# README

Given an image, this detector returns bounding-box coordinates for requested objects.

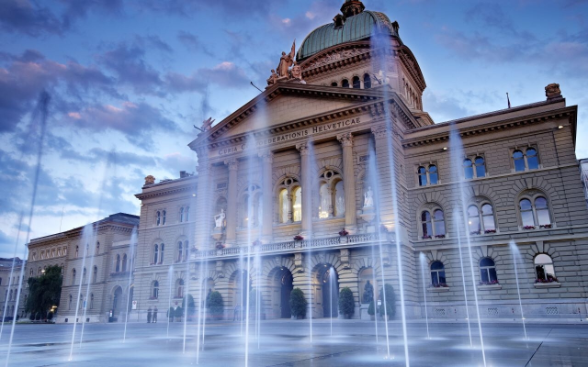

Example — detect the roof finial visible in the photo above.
[341,0,365,17]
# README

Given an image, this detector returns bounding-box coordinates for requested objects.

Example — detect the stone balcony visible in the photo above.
[192,232,390,260]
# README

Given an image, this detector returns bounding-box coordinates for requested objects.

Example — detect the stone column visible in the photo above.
[371,125,394,225]
[259,151,274,242]
[296,142,312,235]
[225,159,239,245]
[337,132,357,232]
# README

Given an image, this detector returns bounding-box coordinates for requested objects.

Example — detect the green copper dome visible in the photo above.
[297,8,399,61]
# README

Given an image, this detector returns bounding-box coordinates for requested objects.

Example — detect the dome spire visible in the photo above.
[341,0,365,17]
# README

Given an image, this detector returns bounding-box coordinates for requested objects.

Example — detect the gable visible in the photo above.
[222,94,365,138]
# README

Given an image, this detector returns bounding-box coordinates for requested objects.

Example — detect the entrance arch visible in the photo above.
[229,270,250,311]
[112,286,123,320]
[268,267,293,319]
[316,265,339,318]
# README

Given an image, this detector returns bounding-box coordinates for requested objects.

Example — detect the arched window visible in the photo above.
[9,290,13,301]
[363,74,371,89]
[75,246,79,258]
[331,82,338,87]
[519,196,551,229]
[430,261,446,287]
[79,294,83,310]
[526,148,539,169]
[334,180,345,217]
[185,206,190,221]
[535,254,557,282]
[93,266,98,283]
[342,79,349,88]
[96,241,100,254]
[481,204,496,233]
[115,254,121,272]
[421,211,432,238]
[152,281,159,299]
[417,165,438,186]
[83,267,87,283]
[153,244,159,265]
[177,241,183,262]
[184,241,189,261]
[122,254,127,272]
[69,295,72,310]
[176,279,184,298]
[479,258,498,284]
[160,244,165,263]
[279,189,290,223]
[90,294,94,309]
[0,278,2,286]
[418,166,427,186]
[429,165,438,184]
[319,183,330,218]
[467,205,481,234]
[352,76,361,89]
[293,187,302,222]
[71,269,76,285]
[433,210,445,236]
[463,159,474,179]
[162,210,167,225]
[156,211,161,226]
[420,208,445,239]
[474,156,486,177]
[513,148,539,172]
[179,207,184,223]
[32,252,36,261]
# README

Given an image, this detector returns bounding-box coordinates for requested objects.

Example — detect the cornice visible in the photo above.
[401,104,576,149]
[136,182,196,200]
[196,92,418,153]
[299,41,374,78]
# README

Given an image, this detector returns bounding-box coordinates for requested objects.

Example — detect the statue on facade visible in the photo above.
[362,280,374,304]
[201,117,215,132]
[267,69,279,85]
[277,40,296,78]
[545,83,562,100]
[363,187,374,208]
[144,175,155,186]
[290,61,305,83]
[214,209,225,228]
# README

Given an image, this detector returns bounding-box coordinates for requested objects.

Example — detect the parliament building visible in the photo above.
[25,0,588,323]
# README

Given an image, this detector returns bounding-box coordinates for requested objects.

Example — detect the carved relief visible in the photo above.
[306,48,366,69]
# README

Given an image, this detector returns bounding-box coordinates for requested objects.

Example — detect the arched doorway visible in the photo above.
[112,286,123,319]
[318,266,338,318]
[269,267,293,319]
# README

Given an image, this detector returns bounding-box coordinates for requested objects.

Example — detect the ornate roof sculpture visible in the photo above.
[297,0,399,61]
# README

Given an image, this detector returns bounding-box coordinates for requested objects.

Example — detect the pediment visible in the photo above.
[195,84,383,144]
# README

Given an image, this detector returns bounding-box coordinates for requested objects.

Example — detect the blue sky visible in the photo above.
[1,0,587,256]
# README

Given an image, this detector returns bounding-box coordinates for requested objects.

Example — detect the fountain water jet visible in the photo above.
[452,211,473,346]
[5,91,50,367]
[509,241,528,340]
[449,125,487,366]
[123,227,138,342]
[418,253,431,340]
[370,28,410,365]
[166,265,174,340]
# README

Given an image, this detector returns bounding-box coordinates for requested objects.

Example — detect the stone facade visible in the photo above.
[131,2,588,323]
[26,213,139,323]
[0,258,24,320]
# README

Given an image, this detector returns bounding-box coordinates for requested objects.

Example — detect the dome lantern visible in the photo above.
[341,0,365,18]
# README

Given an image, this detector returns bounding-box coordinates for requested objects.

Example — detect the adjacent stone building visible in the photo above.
[131,0,588,322]
[26,213,139,323]
[0,258,24,320]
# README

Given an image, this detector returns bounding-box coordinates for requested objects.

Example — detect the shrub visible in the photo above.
[338,287,355,318]
[289,288,307,319]
[378,284,396,319]
[206,291,224,320]
[368,300,375,316]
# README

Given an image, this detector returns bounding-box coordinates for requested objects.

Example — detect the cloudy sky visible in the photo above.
[1,0,587,257]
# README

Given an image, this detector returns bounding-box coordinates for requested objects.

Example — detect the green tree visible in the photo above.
[338,287,355,318]
[206,291,224,320]
[378,284,396,319]
[182,294,195,318]
[289,288,307,319]
[25,265,62,320]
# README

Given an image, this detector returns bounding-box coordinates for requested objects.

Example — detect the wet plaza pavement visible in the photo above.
[0,320,587,366]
